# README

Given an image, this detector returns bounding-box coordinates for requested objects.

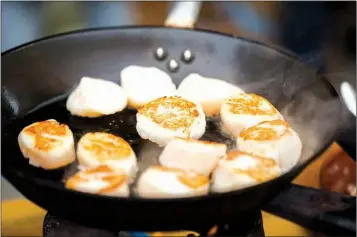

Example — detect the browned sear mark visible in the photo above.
[138,96,199,131]
[81,132,132,161]
[24,120,68,151]
[226,150,246,160]
[264,119,289,127]
[85,165,114,174]
[98,174,126,194]
[152,165,209,189]
[234,167,279,182]
[65,165,127,193]
[177,174,209,189]
[152,165,183,173]
[240,119,290,141]
[82,110,103,117]
[227,151,279,182]
[227,93,277,115]
[226,151,277,166]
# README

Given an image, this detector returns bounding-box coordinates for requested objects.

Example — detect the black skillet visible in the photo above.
[2,8,356,236]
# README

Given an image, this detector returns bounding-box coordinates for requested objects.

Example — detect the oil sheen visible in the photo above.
[7,96,235,194]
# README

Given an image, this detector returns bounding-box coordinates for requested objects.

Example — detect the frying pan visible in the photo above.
[2,2,356,236]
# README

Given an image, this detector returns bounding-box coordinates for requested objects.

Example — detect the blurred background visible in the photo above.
[1,1,356,200]
[2,1,356,62]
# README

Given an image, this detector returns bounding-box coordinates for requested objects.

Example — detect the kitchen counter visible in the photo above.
[2,143,342,236]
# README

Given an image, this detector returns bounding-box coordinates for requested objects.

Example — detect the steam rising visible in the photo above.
[60,47,353,188]
[135,62,349,171]
[60,60,350,189]
[281,90,346,164]
[136,141,161,173]
[239,61,349,165]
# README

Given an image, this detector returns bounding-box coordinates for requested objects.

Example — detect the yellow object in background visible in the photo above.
[1,199,45,236]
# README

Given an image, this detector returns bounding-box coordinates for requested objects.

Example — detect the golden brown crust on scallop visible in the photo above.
[151,165,185,173]
[226,151,277,166]
[226,93,278,116]
[18,138,75,169]
[23,120,69,151]
[177,175,209,189]
[97,175,127,194]
[151,165,209,189]
[239,119,290,141]
[79,110,104,118]
[65,165,127,194]
[225,150,247,160]
[233,167,278,182]
[138,96,199,131]
[79,132,132,161]
[225,151,279,182]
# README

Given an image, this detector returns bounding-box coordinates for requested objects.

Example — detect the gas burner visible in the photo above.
[43,210,265,237]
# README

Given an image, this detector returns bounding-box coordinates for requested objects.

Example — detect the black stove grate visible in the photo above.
[43,211,265,237]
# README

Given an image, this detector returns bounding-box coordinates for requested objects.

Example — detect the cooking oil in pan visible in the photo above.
[15,96,235,193]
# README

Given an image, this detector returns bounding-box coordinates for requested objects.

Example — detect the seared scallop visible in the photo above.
[77,132,137,179]
[211,151,281,193]
[136,166,209,198]
[120,65,177,109]
[136,96,206,147]
[65,165,129,197]
[159,138,227,175]
[177,73,245,116]
[66,77,127,118]
[18,119,75,169]
[237,120,302,173]
[220,93,283,136]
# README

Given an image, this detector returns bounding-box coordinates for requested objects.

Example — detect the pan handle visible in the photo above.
[263,183,356,236]
[327,79,356,160]
[164,1,202,28]
[317,71,356,160]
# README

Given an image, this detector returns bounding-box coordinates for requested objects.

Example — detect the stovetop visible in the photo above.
[43,210,265,237]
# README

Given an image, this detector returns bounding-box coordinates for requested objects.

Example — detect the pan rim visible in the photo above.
[2,25,302,62]
[2,25,337,204]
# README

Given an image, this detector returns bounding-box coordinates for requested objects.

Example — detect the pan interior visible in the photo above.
[7,95,237,196]
[2,27,344,198]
